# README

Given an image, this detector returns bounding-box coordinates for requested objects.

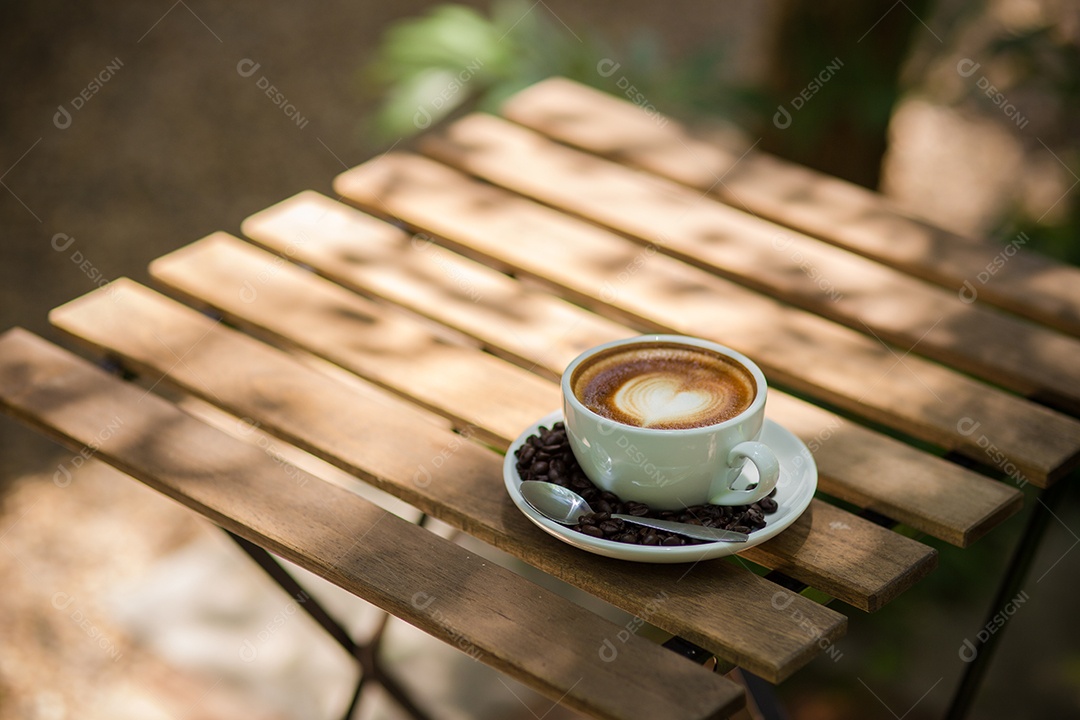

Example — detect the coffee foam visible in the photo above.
[572,343,756,429]
[613,373,724,428]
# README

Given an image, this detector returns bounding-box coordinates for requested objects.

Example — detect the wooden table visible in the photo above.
[3,77,1078,719]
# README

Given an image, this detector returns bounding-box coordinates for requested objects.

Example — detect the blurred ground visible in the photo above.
[2,1,1079,719]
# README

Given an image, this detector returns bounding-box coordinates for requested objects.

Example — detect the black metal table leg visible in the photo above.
[224,530,436,720]
[945,479,1071,719]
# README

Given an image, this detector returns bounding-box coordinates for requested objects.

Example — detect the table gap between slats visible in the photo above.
[101,263,939,613]
[48,283,852,681]
[419,113,1080,417]
[0,328,744,720]
[238,192,1022,548]
[330,152,1080,486]
[500,77,1080,340]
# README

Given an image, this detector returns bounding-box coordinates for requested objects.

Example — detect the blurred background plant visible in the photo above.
[364,0,763,143]
[367,0,1080,267]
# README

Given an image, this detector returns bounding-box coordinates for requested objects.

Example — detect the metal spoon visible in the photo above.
[519,481,750,544]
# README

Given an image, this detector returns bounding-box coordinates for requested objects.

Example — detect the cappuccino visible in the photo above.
[571,342,755,429]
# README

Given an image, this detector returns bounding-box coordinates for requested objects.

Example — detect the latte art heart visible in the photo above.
[613,374,724,428]
[571,342,756,429]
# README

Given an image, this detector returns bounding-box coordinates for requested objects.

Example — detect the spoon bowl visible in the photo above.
[520,481,593,525]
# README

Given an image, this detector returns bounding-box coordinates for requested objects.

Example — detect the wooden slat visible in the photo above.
[243,191,629,382]
[0,329,744,720]
[47,287,847,681]
[143,240,936,611]
[241,190,1022,547]
[175,238,559,448]
[502,77,1080,339]
[421,113,1080,414]
[147,236,560,447]
[333,153,1080,487]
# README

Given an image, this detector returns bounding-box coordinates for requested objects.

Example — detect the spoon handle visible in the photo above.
[611,514,750,543]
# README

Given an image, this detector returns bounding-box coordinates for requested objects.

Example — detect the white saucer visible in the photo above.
[503,411,817,563]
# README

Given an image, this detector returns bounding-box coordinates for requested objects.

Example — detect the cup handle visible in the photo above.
[708,441,780,506]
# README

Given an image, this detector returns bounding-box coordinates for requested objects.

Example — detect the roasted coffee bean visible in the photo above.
[516,425,770,546]
[599,521,621,535]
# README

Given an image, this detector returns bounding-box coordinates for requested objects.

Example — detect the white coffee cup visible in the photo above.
[561,335,779,510]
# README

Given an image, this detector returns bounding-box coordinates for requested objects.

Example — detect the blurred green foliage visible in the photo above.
[367,1,1079,270]
[364,0,762,141]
